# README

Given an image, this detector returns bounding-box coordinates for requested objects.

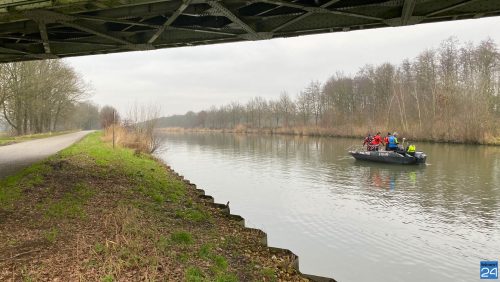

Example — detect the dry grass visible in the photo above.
[102,126,161,153]
[484,133,500,145]
[158,125,500,145]
[233,124,247,133]
[159,126,382,139]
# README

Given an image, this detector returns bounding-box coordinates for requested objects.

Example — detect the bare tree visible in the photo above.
[100,105,120,129]
[279,92,294,127]
[305,81,323,126]
[126,103,163,153]
[1,60,88,135]
[296,91,312,126]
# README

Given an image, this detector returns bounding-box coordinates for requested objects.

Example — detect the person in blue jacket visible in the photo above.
[388,132,399,151]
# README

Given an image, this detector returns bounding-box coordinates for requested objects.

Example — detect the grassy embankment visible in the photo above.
[0,131,76,146]
[0,132,307,281]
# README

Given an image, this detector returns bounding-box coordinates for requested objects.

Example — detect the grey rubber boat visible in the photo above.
[349,149,427,164]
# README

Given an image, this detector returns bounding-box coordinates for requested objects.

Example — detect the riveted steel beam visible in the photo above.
[272,0,342,32]
[261,0,382,23]
[0,0,52,10]
[383,0,422,26]
[148,0,192,44]
[426,0,480,17]
[169,26,237,36]
[0,0,499,62]
[0,35,118,47]
[208,1,263,40]
[326,10,384,21]
[0,46,32,55]
[24,10,61,56]
[76,15,161,29]
[24,9,152,51]
[0,45,57,60]
[0,35,120,47]
[256,0,304,10]
[24,9,76,23]
[37,21,52,55]
[401,0,417,25]
[61,21,132,45]
[271,12,309,33]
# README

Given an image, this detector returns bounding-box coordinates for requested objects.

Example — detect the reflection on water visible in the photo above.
[156,132,500,282]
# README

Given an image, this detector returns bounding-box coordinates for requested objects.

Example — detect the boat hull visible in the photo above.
[349,150,426,164]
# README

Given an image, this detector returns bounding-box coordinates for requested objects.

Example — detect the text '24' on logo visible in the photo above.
[481,261,498,279]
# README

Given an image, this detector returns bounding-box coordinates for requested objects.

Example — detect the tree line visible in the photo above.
[159,38,500,143]
[0,60,109,135]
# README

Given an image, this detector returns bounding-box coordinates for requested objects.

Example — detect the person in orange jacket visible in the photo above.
[370,132,384,151]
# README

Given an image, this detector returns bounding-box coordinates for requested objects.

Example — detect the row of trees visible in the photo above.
[0,56,160,150]
[0,60,104,135]
[159,38,500,143]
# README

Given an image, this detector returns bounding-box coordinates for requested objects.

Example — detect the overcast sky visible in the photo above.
[67,16,500,117]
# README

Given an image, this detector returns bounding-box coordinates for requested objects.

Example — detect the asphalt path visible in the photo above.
[0,131,92,179]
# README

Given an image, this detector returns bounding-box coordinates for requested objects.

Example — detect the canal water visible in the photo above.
[156,132,500,282]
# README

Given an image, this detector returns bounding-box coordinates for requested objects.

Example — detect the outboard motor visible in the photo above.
[414,151,427,164]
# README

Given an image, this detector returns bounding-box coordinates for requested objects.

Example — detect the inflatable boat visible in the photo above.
[349,149,427,164]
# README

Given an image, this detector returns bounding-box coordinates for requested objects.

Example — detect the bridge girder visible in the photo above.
[0,0,498,62]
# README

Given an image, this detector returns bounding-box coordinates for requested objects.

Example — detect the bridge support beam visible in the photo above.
[148,0,192,44]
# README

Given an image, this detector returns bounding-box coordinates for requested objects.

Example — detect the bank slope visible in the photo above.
[0,132,311,281]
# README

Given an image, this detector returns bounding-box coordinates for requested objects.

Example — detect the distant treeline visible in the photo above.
[162,38,500,143]
[0,60,99,135]
[0,60,102,135]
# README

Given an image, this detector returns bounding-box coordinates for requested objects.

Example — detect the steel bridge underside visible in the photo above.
[0,0,499,62]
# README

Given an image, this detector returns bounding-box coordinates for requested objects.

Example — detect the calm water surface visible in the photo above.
[156,133,500,282]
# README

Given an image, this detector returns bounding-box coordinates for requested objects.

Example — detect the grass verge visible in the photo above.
[0,130,76,146]
[0,132,307,281]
